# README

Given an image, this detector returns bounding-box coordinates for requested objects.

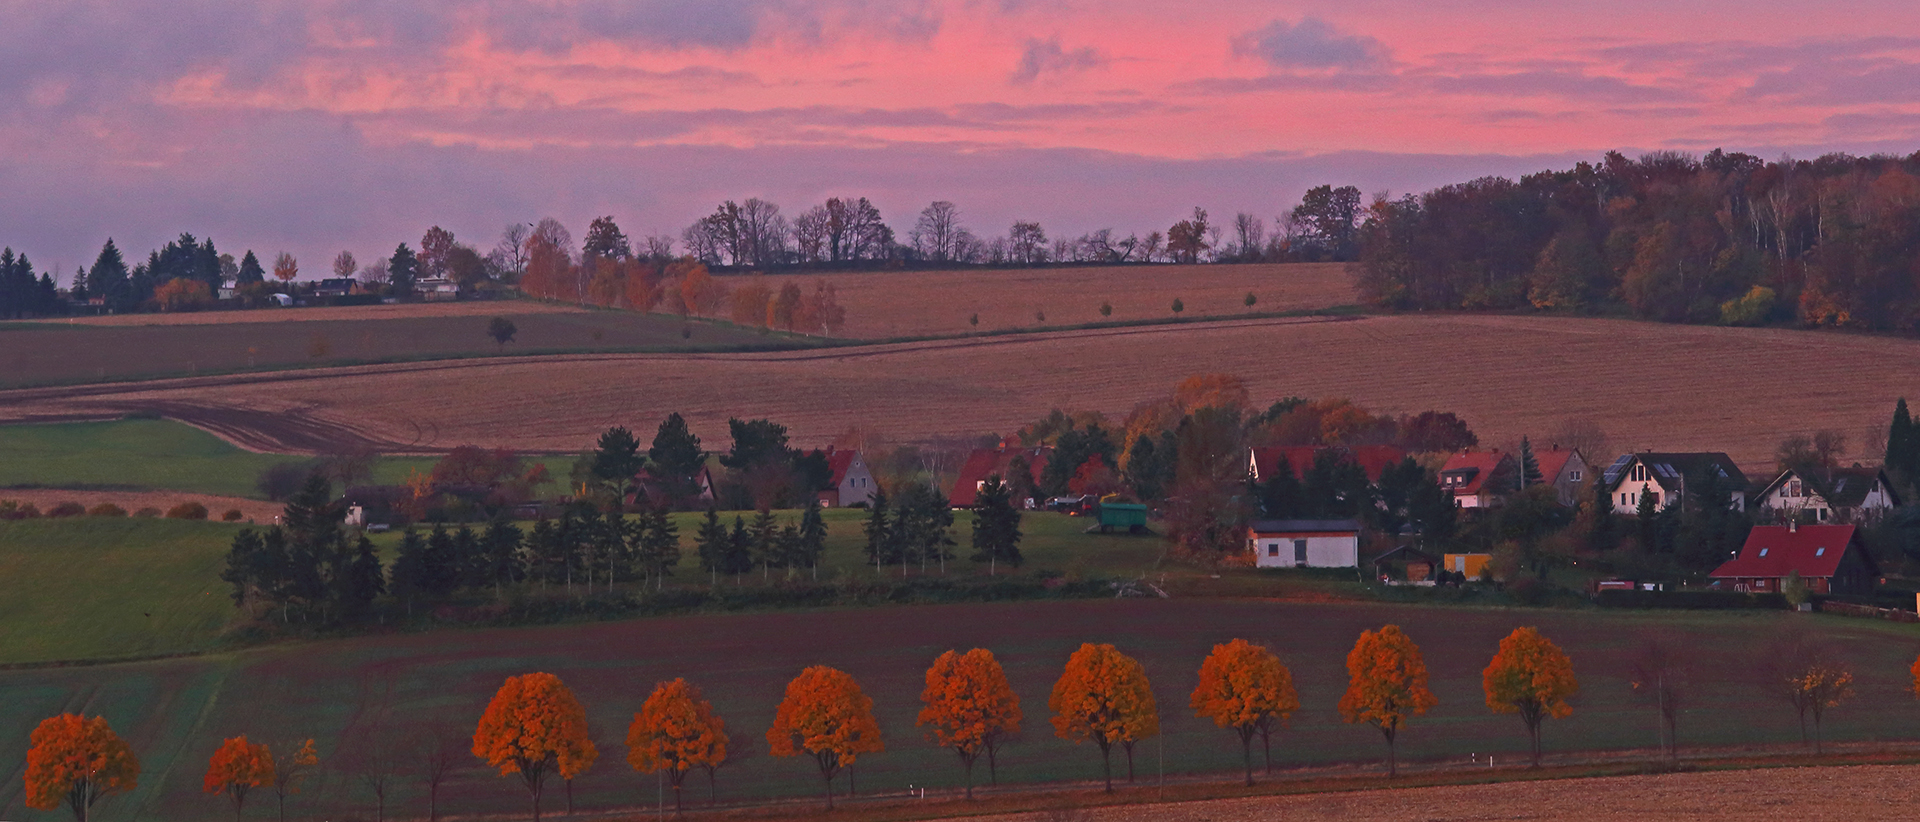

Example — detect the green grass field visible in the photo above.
[0,418,444,498]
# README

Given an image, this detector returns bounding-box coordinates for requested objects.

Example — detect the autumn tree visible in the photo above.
[332,250,357,280]
[271,252,298,283]
[1764,636,1854,753]
[627,678,729,812]
[1481,627,1577,767]
[1338,625,1436,777]
[25,714,140,822]
[919,648,1023,798]
[267,739,318,822]
[767,665,884,808]
[204,736,275,822]
[473,672,597,822]
[1191,639,1299,785]
[1049,643,1159,792]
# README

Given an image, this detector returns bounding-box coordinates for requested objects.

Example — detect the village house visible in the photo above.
[1602,452,1748,515]
[1247,445,1407,485]
[1437,450,1516,508]
[313,278,356,298]
[415,276,461,301]
[1247,519,1361,568]
[1708,523,1878,596]
[1754,466,1900,524]
[813,448,877,508]
[1532,445,1590,506]
[950,446,1051,508]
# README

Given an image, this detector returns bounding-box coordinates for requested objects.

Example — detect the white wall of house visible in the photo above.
[836,456,878,507]
[1251,533,1359,568]
[1610,478,1675,514]
[1758,472,1896,522]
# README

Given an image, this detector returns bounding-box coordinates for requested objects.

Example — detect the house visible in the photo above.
[1708,523,1878,596]
[1438,450,1516,508]
[314,278,356,297]
[1754,466,1901,524]
[950,446,1051,508]
[415,277,460,301]
[814,448,877,508]
[1247,519,1360,568]
[1248,445,1407,484]
[1442,552,1492,579]
[1532,446,1590,506]
[1602,452,1749,515]
[629,464,717,508]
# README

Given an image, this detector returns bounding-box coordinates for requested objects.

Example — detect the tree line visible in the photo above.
[28,621,1884,821]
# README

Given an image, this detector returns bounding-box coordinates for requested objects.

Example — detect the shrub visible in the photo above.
[87,503,128,517]
[132,507,162,518]
[1099,301,1113,317]
[1171,298,1185,314]
[257,461,316,501]
[0,500,41,520]
[1720,285,1777,326]
[222,508,246,521]
[165,501,210,520]
[1244,292,1257,308]
[47,501,85,518]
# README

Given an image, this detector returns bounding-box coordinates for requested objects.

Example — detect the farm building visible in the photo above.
[1603,452,1748,515]
[1248,519,1361,568]
[1372,545,1438,582]
[1708,523,1877,596]
[1248,445,1407,484]
[1532,445,1590,506]
[1754,466,1900,524]
[1438,450,1516,508]
[950,446,1051,508]
[813,448,877,508]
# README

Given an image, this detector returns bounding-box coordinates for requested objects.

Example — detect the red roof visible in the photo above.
[1709,525,1860,580]
[1439,450,1513,497]
[1533,447,1580,483]
[1249,446,1406,484]
[815,447,860,487]
[950,447,1050,507]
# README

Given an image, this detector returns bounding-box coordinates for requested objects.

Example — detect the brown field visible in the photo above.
[970,764,1920,822]
[0,489,280,522]
[756,262,1358,338]
[0,313,1913,470]
[21,298,590,326]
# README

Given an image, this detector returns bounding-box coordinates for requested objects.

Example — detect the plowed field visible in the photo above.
[0,314,1907,469]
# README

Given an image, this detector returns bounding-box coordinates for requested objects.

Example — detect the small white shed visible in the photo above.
[1248,519,1361,568]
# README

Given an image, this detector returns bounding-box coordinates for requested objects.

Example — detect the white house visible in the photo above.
[1603,452,1749,514]
[817,448,877,507]
[1755,466,1900,524]
[1248,519,1361,568]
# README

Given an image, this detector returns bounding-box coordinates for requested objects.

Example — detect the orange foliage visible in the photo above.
[1337,624,1436,777]
[674,261,729,317]
[1048,643,1158,792]
[1068,457,1124,498]
[917,648,1022,798]
[766,665,883,808]
[154,277,214,312]
[204,735,274,819]
[796,281,847,334]
[25,713,140,819]
[1482,627,1578,767]
[1910,653,1920,700]
[731,277,773,327]
[627,678,728,811]
[1174,373,1250,412]
[473,672,597,822]
[769,282,804,331]
[1191,639,1299,785]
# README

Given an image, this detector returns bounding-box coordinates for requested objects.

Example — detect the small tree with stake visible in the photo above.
[767,666,883,809]
[487,316,517,349]
[1191,639,1298,785]
[969,476,1023,575]
[1338,624,1436,777]
[1481,627,1577,767]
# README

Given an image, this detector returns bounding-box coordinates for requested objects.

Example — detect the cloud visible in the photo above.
[1231,18,1389,70]
[1010,37,1107,84]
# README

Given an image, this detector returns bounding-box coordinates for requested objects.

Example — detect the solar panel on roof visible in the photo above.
[1603,455,1633,483]
[1655,463,1680,479]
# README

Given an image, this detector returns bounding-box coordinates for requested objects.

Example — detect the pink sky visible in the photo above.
[5,0,1919,274]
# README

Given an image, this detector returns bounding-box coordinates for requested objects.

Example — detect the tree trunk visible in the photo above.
[1241,730,1254,786]
[964,754,975,800]
[1125,741,1136,782]
[566,778,574,815]
[1101,744,1113,793]
[1261,726,1273,774]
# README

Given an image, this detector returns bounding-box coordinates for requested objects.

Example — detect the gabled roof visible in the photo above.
[1248,445,1407,484]
[1602,452,1748,490]
[1249,519,1361,534]
[1439,451,1513,496]
[1758,466,1900,509]
[1708,524,1873,580]
[950,447,1050,507]
[1532,447,1583,483]
[812,447,862,487]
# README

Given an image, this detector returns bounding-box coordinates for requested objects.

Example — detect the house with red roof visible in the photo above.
[1247,445,1407,485]
[1531,445,1590,506]
[950,446,1051,508]
[812,447,877,508]
[1708,524,1877,596]
[1438,450,1516,508]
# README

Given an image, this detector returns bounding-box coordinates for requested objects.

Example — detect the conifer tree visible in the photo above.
[726,516,753,582]
[751,510,780,581]
[482,515,525,596]
[695,508,728,585]
[638,506,680,589]
[970,477,1024,575]
[863,490,891,572]
[1888,399,1915,482]
[798,498,829,580]
[1519,437,1543,488]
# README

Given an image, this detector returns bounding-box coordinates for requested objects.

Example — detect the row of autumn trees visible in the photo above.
[1358,149,1920,332]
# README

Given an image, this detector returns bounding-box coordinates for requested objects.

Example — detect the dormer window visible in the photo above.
[1759,548,1769,557]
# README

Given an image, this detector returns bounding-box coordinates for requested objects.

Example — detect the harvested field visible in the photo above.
[2,598,1917,820]
[971,764,1920,822]
[756,262,1357,338]
[0,489,279,522]
[21,298,589,326]
[1,314,1909,469]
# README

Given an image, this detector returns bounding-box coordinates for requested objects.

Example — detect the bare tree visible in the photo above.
[738,198,788,267]
[1549,418,1610,460]
[332,250,358,280]
[357,258,390,288]
[793,206,831,263]
[1232,213,1265,261]
[1628,633,1690,762]
[913,201,965,262]
[1760,630,1855,752]
[409,724,462,822]
[357,740,396,822]
[641,234,675,260]
[492,223,531,281]
[1009,221,1047,265]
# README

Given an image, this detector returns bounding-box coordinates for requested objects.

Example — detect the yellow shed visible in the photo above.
[1442,553,1492,579]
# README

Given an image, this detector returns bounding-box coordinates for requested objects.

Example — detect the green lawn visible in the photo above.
[0,418,440,498]
[0,518,242,664]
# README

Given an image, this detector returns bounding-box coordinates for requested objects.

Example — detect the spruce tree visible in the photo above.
[1519,437,1543,488]
[695,508,728,585]
[236,249,265,286]
[648,413,706,506]
[798,498,828,580]
[970,477,1024,575]
[751,510,779,581]
[482,515,525,597]
[639,506,680,589]
[591,426,646,501]
[1635,485,1661,551]
[1889,399,1914,481]
[863,489,891,572]
[389,529,431,617]
[727,516,753,583]
[344,536,386,610]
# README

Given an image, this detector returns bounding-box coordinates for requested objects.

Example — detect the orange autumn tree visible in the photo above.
[1338,625,1437,777]
[1482,627,1578,768]
[917,648,1023,799]
[25,713,140,822]
[1190,639,1299,786]
[1048,643,1158,793]
[204,736,275,822]
[268,739,318,822]
[767,665,884,809]
[473,672,597,822]
[626,678,729,812]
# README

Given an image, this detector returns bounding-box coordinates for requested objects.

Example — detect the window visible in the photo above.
[1788,480,1802,498]
[1267,543,1278,557]
[1815,547,1826,556]
[1759,548,1769,557]
[1817,509,1829,521]
[1570,470,1582,482]
[1293,539,1308,567]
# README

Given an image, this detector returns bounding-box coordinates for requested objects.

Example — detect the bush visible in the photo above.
[0,500,42,520]
[132,507,162,518]
[222,508,246,521]
[47,501,85,518]
[1719,285,1777,326]
[87,503,127,517]
[1594,589,1789,610]
[165,501,210,520]
[257,461,317,501]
